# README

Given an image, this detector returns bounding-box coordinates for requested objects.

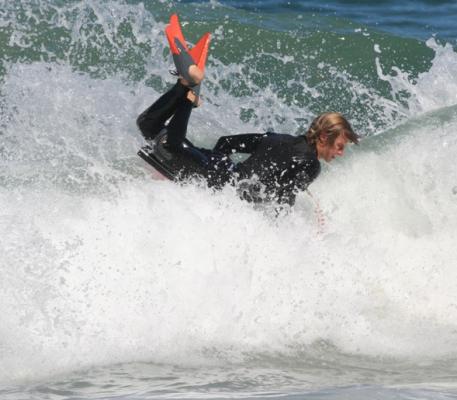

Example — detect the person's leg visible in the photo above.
[165,97,193,150]
[136,81,189,140]
[164,89,213,175]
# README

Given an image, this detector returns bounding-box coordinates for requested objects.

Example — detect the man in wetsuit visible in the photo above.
[137,65,359,206]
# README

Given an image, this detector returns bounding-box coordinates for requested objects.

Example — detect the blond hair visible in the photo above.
[306,112,359,146]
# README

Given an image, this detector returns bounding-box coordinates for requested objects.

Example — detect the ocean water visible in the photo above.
[1,0,457,399]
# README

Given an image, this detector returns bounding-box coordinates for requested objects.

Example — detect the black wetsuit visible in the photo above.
[137,81,321,206]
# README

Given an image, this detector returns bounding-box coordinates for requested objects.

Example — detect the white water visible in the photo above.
[1,39,457,386]
[376,38,457,115]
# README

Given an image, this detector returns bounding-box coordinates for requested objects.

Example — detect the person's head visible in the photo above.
[305,112,359,162]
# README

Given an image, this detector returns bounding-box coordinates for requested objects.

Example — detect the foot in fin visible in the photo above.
[186,31,210,105]
[172,38,204,87]
[165,14,210,104]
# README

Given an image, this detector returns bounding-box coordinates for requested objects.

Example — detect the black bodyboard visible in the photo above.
[138,145,176,180]
[137,131,204,181]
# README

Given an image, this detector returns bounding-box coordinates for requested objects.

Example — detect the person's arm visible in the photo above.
[213,133,271,155]
[277,158,321,205]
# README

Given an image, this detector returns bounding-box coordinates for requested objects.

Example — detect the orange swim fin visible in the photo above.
[189,32,211,72]
[165,14,189,55]
[165,14,211,83]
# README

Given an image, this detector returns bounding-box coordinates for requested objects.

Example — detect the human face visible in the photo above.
[316,133,349,162]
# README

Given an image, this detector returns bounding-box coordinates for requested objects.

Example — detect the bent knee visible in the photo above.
[136,114,160,140]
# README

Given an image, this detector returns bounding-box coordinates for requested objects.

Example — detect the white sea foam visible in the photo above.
[1,55,457,384]
[376,38,457,115]
[2,0,457,385]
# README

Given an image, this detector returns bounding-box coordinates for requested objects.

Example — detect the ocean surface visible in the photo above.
[1,0,457,399]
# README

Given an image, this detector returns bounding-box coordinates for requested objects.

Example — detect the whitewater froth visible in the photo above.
[376,38,457,117]
[2,0,457,386]
[2,64,457,384]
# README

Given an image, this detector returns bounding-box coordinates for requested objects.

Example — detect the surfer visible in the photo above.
[137,14,359,206]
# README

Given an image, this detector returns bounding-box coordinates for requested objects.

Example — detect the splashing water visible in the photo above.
[1,1,457,398]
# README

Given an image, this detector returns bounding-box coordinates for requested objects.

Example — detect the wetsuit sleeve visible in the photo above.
[213,133,270,155]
